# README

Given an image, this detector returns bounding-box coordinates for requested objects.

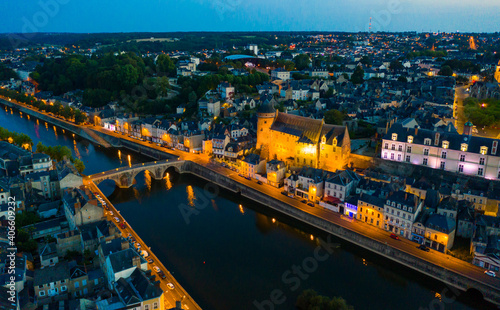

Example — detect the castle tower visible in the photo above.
[256,99,276,152]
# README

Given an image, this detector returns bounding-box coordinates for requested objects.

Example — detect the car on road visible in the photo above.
[119,222,126,229]
[281,191,288,196]
[307,202,314,207]
[153,266,161,273]
[256,181,263,185]
[158,271,166,279]
[485,271,496,277]
[109,211,114,216]
[148,258,154,264]
[389,233,399,240]
[300,199,307,204]
[166,283,175,290]
[417,245,430,252]
[114,217,120,223]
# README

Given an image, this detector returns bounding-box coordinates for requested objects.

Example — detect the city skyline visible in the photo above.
[1,0,499,34]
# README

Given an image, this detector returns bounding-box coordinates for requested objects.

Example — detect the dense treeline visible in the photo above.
[0,126,33,149]
[0,64,20,80]
[296,289,353,310]
[35,142,85,173]
[464,97,500,127]
[0,88,87,124]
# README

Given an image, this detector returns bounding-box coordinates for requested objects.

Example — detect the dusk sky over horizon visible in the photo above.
[1,0,498,33]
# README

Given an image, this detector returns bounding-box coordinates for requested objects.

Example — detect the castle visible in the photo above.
[256,100,351,172]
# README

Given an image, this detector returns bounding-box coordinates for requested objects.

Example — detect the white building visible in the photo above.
[384,191,423,239]
[382,123,500,181]
[271,69,291,81]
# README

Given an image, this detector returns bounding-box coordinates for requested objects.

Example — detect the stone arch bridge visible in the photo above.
[87,160,187,188]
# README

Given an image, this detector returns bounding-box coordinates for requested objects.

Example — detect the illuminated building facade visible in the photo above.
[257,101,350,171]
[382,123,500,181]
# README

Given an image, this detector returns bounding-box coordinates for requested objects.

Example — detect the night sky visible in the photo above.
[1,0,498,33]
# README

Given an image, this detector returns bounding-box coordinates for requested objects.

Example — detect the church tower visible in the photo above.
[256,99,276,153]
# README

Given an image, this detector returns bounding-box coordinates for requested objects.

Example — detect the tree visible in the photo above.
[73,158,85,174]
[389,60,404,71]
[397,76,408,83]
[156,54,175,76]
[296,289,353,310]
[360,56,372,66]
[74,109,87,124]
[351,66,364,84]
[294,54,311,70]
[324,109,345,125]
[438,65,453,76]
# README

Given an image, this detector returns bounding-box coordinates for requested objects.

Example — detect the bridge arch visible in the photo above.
[465,287,484,302]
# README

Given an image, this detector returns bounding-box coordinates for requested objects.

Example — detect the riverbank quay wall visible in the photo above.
[184,160,500,305]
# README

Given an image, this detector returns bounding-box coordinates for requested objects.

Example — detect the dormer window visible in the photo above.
[461,143,468,152]
[480,146,488,155]
[424,138,431,146]
[332,137,337,146]
[442,141,449,149]
[392,133,398,141]
[407,136,413,143]
[321,136,326,144]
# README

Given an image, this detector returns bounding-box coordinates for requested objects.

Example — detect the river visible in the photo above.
[1,103,494,310]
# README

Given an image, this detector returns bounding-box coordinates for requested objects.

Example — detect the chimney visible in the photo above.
[414,125,418,136]
[74,201,81,214]
[405,193,408,200]
[121,239,130,250]
[132,255,141,269]
[434,132,440,146]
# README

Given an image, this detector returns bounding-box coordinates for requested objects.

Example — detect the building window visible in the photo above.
[405,155,410,162]
[442,141,449,149]
[153,302,159,309]
[423,158,428,166]
[478,168,484,176]
[479,158,485,165]
[440,161,446,170]
[383,153,387,159]
[390,153,394,160]
[145,305,150,310]
[392,133,398,141]
[407,136,413,143]
[441,151,447,159]
[82,279,87,286]
[461,143,468,152]
[39,291,45,297]
[460,154,465,162]
[398,145,403,152]
[407,146,412,153]
[384,143,388,149]
[391,144,395,150]
[493,141,498,155]
[397,154,402,161]
[61,286,67,292]
[458,164,464,173]
[424,149,429,156]
[424,138,431,146]
[480,146,488,155]
[75,281,79,288]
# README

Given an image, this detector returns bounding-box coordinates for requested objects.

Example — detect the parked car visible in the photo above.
[300,199,307,204]
[114,217,120,223]
[389,233,399,240]
[256,181,263,185]
[109,211,114,216]
[485,271,497,277]
[148,258,154,264]
[158,271,166,279]
[417,245,430,252]
[307,202,314,207]
[119,223,126,229]
[153,266,161,273]
[281,191,288,196]
[166,283,175,290]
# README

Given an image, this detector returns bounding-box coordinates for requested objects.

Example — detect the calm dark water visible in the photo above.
[1,102,494,310]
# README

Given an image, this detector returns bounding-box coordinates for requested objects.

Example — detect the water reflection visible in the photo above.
[186,185,196,206]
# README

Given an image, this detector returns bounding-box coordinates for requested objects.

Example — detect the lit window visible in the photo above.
[461,143,468,152]
[392,133,397,141]
[424,138,431,146]
[407,135,413,143]
[480,146,488,155]
[442,141,449,149]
